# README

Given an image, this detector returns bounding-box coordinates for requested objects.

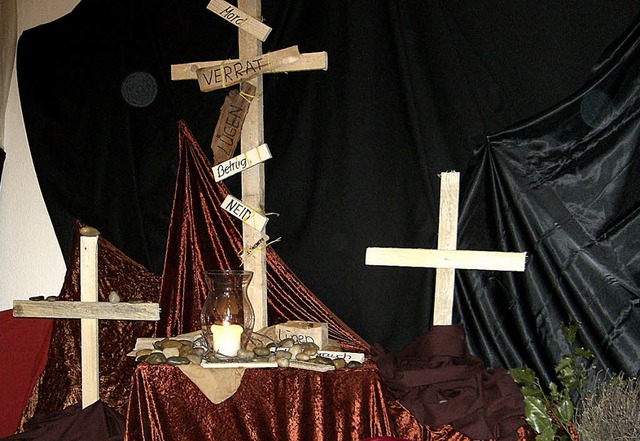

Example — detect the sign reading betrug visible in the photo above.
[214,143,272,182]
[221,195,269,231]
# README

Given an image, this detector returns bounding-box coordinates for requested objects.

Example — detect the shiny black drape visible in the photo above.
[456,18,640,381]
[17,0,640,377]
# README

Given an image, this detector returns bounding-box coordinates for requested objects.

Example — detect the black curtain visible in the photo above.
[456,18,640,381]
[17,0,640,376]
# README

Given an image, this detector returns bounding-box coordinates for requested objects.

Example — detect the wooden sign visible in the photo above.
[13,227,160,408]
[196,46,301,91]
[365,171,527,326]
[221,194,269,231]
[214,143,271,182]
[171,52,328,81]
[275,321,328,348]
[211,83,257,165]
[207,0,272,42]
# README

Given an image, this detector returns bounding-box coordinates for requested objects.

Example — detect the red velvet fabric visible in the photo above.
[156,120,369,353]
[0,310,52,437]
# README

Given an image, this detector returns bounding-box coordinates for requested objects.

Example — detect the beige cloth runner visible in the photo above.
[178,365,246,404]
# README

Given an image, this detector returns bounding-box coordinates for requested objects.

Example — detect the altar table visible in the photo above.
[124,362,423,441]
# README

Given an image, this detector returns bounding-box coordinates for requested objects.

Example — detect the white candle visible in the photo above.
[211,322,243,356]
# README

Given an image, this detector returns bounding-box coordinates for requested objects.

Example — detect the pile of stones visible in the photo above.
[135,337,363,370]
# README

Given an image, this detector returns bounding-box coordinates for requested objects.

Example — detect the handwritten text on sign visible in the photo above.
[221,195,269,231]
[214,143,272,182]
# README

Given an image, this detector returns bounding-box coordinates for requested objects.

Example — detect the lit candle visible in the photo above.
[211,322,243,356]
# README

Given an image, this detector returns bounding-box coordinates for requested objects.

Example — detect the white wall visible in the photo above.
[0,0,80,311]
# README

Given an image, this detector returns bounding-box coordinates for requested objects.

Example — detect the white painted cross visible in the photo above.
[365,171,527,325]
[171,0,328,331]
[13,226,160,408]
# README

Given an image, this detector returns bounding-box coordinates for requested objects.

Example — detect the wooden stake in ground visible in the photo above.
[365,171,527,325]
[13,226,160,408]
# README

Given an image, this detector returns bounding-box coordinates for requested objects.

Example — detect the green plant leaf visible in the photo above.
[554,396,574,424]
[549,381,561,401]
[524,396,553,435]
[562,323,578,345]
[521,385,545,400]
[572,347,593,359]
[537,427,557,441]
[508,367,536,386]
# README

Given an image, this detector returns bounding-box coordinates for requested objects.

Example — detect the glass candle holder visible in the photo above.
[201,270,255,356]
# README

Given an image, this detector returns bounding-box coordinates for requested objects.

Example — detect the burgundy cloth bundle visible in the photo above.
[373,325,526,441]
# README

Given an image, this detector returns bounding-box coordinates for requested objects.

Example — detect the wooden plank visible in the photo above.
[365,248,527,272]
[238,0,268,331]
[12,300,161,321]
[80,233,100,408]
[207,0,272,42]
[210,83,256,165]
[171,52,328,81]
[196,46,301,92]
[433,172,460,326]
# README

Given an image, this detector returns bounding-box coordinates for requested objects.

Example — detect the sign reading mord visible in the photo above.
[196,46,301,92]
[221,195,269,231]
[214,143,271,182]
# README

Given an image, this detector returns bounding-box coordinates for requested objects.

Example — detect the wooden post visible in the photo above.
[365,171,527,326]
[238,0,267,330]
[13,227,160,408]
[80,227,100,408]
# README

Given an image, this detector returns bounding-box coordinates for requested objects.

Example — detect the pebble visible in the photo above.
[323,345,343,352]
[186,354,202,365]
[279,338,294,348]
[288,344,302,358]
[332,358,347,369]
[190,347,206,356]
[295,353,310,361]
[253,346,271,357]
[166,356,191,366]
[145,353,167,365]
[276,358,290,368]
[46,296,58,302]
[275,350,292,360]
[237,348,255,360]
[29,296,44,301]
[315,356,334,365]
[153,338,169,350]
[347,361,363,369]
[162,347,180,358]
[135,349,153,359]
[161,340,184,349]
[108,291,120,303]
[303,347,318,356]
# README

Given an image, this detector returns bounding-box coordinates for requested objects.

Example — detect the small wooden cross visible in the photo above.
[13,227,160,408]
[365,171,527,325]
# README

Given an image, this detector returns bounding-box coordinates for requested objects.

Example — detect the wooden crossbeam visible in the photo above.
[170,52,328,81]
[13,227,160,408]
[365,171,527,326]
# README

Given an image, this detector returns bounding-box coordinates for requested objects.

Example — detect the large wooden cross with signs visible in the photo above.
[13,227,160,408]
[365,171,527,325]
[171,0,328,330]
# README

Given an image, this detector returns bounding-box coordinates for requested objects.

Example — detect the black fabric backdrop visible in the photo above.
[16,0,640,382]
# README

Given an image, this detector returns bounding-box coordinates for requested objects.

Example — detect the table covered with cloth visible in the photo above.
[125,362,485,441]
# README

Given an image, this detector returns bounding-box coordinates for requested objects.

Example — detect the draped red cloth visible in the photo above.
[17,120,532,441]
[156,120,368,353]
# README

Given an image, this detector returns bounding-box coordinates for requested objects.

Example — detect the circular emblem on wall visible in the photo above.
[121,71,158,108]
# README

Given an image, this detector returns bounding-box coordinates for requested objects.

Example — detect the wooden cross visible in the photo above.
[365,171,527,325]
[171,1,328,330]
[13,227,160,408]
